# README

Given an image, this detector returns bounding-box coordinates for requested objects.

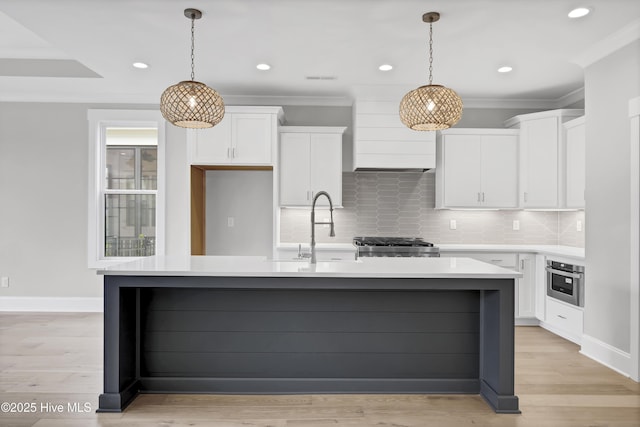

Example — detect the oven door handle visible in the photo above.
[545,266,583,279]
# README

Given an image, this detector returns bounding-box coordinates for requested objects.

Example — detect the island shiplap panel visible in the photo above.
[140,287,480,383]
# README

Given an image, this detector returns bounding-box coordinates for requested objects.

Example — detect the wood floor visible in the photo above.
[0,313,638,427]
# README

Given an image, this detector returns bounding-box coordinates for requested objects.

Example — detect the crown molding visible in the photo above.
[572,18,640,68]
[222,94,353,107]
[0,88,584,110]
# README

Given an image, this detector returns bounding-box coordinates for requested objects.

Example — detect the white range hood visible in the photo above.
[353,100,436,171]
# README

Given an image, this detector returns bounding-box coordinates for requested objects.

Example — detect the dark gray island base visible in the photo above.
[98,274,520,414]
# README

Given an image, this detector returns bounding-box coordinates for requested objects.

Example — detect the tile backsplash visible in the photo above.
[280,172,585,247]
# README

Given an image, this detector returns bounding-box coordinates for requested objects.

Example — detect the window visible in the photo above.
[88,110,165,267]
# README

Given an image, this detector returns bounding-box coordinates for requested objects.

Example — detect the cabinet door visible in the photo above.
[517,254,536,319]
[521,117,558,207]
[280,133,311,206]
[310,133,343,207]
[192,117,232,164]
[481,135,518,208]
[566,122,585,208]
[442,134,482,207]
[232,114,273,165]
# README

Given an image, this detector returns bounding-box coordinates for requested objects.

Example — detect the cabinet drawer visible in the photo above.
[546,297,583,339]
[447,252,517,268]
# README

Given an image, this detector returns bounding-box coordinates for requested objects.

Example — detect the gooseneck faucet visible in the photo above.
[310,191,335,264]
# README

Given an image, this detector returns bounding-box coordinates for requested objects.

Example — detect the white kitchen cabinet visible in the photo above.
[517,254,536,321]
[564,116,586,208]
[534,254,547,321]
[544,297,583,345]
[190,106,283,165]
[436,129,519,208]
[505,109,583,209]
[279,126,346,207]
[440,251,536,323]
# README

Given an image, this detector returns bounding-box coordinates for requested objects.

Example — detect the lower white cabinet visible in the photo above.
[516,254,536,321]
[440,252,536,322]
[544,297,583,345]
[279,126,346,207]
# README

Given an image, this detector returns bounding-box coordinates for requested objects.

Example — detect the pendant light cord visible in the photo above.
[428,21,433,85]
[190,14,196,81]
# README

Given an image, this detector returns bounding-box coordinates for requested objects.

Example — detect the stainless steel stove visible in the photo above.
[353,237,440,258]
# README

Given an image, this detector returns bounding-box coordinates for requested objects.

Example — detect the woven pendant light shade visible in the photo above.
[160,80,225,129]
[399,84,463,131]
[400,12,463,131]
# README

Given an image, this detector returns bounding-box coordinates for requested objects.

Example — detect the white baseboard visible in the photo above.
[0,297,103,312]
[540,320,582,345]
[580,333,631,378]
[515,317,540,326]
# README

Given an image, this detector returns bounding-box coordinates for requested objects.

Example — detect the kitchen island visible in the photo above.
[97,256,522,414]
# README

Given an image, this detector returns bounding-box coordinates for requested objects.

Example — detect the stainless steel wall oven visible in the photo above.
[546,260,585,307]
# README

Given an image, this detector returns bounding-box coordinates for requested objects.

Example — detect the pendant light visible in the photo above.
[160,8,225,129]
[399,12,463,131]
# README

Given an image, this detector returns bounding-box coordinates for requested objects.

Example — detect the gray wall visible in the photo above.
[205,170,273,256]
[0,103,102,297]
[0,102,190,299]
[584,39,640,353]
[455,107,544,128]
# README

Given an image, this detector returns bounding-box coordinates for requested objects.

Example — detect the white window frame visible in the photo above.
[87,109,166,268]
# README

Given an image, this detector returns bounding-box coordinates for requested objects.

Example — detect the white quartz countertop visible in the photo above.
[277,243,585,261]
[437,244,585,260]
[98,256,522,279]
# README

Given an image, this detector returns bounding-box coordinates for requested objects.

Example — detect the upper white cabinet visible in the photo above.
[189,106,283,166]
[564,116,586,208]
[353,100,436,170]
[505,109,583,209]
[279,126,346,207]
[436,129,519,209]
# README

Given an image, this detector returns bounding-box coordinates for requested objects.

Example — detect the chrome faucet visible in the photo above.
[310,191,335,264]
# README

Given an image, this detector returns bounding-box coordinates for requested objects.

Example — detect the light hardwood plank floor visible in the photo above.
[0,312,638,426]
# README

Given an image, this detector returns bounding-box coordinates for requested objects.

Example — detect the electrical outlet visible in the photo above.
[576,220,583,232]
[227,217,234,227]
[449,219,457,230]
[1,277,9,288]
[513,220,520,231]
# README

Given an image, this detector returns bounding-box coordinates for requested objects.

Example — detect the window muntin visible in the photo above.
[87,110,165,268]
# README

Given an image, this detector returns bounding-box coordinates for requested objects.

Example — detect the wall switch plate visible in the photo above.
[227,217,234,227]
[1,277,8,288]
[449,219,457,230]
[513,220,520,231]
[577,220,583,231]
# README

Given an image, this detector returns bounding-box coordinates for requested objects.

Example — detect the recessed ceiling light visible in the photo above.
[256,63,271,71]
[379,64,393,71]
[498,66,513,73]
[132,62,148,69]
[568,7,590,18]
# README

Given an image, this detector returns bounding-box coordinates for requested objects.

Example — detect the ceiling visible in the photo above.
[0,0,639,107]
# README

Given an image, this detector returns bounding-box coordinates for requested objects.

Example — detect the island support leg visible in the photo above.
[98,278,140,412]
[479,282,520,413]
